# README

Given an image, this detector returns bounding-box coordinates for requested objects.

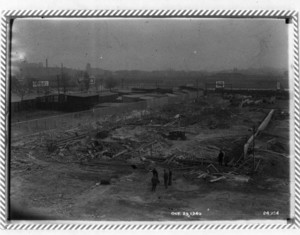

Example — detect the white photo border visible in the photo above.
[0,9,299,230]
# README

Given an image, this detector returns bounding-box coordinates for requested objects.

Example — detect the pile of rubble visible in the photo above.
[183,166,250,183]
[40,100,247,172]
[43,122,173,164]
[123,100,237,130]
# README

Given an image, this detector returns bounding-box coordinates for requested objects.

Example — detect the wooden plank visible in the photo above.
[210,176,226,183]
[254,159,261,172]
[206,163,219,173]
[112,150,128,159]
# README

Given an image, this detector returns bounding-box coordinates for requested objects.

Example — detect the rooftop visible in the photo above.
[67,93,99,98]
[11,93,44,103]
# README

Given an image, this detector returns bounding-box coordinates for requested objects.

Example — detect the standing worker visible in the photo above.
[218,149,224,166]
[152,168,158,178]
[168,169,172,186]
[151,167,159,192]
[163,169,169,189]
[151,175,159,192]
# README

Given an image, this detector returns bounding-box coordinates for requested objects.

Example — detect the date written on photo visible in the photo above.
[263,211,280,216]
[171,211,202,217]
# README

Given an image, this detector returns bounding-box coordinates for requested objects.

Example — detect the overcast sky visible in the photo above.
[11,18,289,71]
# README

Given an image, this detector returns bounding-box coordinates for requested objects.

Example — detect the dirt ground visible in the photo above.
[9,95,291,221]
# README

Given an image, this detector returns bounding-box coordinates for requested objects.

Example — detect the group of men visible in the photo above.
[150,149,227,192]
[151,168,172,192]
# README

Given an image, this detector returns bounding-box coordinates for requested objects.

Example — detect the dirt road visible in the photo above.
[10,153,289,221]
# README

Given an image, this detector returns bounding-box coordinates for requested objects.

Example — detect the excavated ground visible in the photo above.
[10,96,291,221]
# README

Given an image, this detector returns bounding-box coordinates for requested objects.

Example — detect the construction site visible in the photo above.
[9,88,291,221]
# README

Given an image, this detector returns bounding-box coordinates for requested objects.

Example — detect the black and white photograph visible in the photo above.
[8,17,292,222]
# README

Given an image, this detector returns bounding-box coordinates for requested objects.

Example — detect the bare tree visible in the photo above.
[76,71,90,92]
[104,77,118,91]
[11,76,29,101]
[61,72,70,94]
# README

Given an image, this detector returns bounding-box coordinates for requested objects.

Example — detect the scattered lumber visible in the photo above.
[206,163,219,173]
[254,159,261,172]
[235,157,252,170]
[197,173,208,179]
[112,150,128,159]
[178,158,213,166]
[210,176,226,183]
[205,145,220,151]
[56,134,86,147]
[164,119,177,127]
[256,149,288,158]
[164,154,176,164]
[136,141,157,152]
[172,166,199,170]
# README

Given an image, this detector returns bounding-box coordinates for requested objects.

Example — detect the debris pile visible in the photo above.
[182,163,251,184]
[125,100,237,129]
[12,95,280,188]
[111,126,151,142]
[38,98,252,176]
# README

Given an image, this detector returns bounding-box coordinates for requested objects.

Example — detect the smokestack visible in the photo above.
[46,58,48,69]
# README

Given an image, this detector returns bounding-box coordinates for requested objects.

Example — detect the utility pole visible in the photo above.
[61,63,65,94]
[100,78,103,94]
[56,75,60,95]
[252,125,256,172]
[196,78,199,101]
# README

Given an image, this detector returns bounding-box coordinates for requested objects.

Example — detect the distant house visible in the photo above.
[131,87,173,94]
[11,97,36,113]
[179,85,204,92]
[11,93,43,113]
[11,90,120,113]
[36,93,99,112]
[65,93,99,111]
[89,75,96,85]
[116,89,132,96]
[36,94,66,110]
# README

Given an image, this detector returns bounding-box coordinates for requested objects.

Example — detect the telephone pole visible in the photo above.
[61,63,65,94]
[196,78,199,100]
[56,75,60,95]
[252,125,256,172]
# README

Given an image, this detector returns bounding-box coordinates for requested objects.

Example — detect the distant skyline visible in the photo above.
[12,18,289,72]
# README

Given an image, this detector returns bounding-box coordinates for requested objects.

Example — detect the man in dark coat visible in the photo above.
[151,175,159,192]
[152,168,158,178]
[218,150,224,166]
[168,169,172,186]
